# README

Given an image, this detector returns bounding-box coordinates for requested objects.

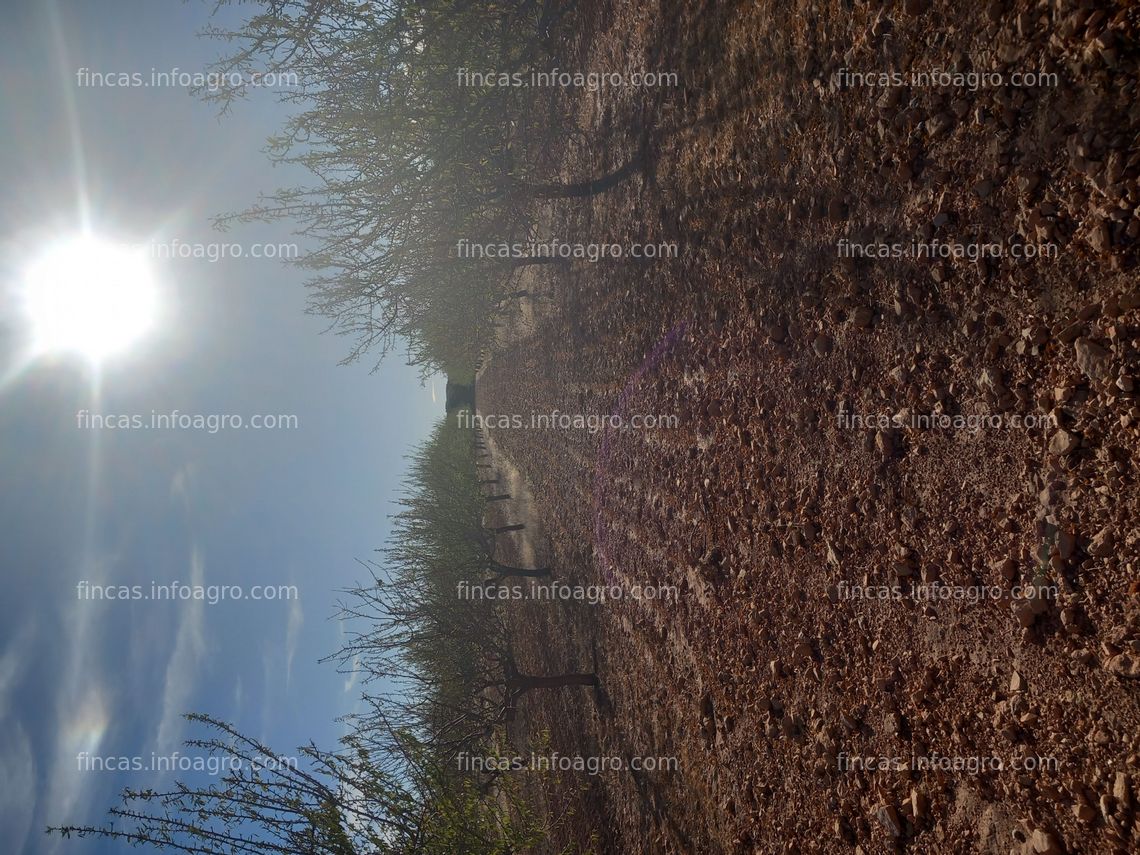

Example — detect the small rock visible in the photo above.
[1105,653,1140,679]
[1100,793,1114,821]
[875,802,902,837]
[1058,530,1076,560]
[1048,429,1078,456]
[926,112,954,138]
[1031,828,1062,854]
[1074,338,1112,381]
[1114,771,1131,808]
[996,557,1018,581]
[1089,221,1112,253]
[1056,323,1084,344]
[875,429,896,458]
[1015,601,1039,628]
[1089,525,1115,558]
[911,787,927,818]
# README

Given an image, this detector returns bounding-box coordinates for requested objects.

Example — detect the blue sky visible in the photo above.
[0,2,442,851]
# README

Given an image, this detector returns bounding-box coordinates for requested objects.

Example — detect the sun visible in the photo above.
[20,234,158,363]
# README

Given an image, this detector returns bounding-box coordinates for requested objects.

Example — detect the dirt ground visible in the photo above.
[478,1,1140,852]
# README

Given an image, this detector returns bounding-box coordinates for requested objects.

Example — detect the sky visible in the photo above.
[0,2,443,851]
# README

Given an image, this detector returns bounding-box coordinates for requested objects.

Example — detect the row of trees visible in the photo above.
[334,411,596,776]
[200,0,641,376]
[50,411,596,852]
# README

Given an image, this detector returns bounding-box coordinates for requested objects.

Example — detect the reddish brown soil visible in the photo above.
[480,2,1140,852]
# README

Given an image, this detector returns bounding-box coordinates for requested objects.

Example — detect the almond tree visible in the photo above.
[199,0,644,375]
[47,713,542,854]
[334,414,596,767]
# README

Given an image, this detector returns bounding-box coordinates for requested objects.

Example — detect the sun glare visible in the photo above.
[21,234,157,363]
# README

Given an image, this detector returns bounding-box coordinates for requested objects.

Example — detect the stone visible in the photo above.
[1056,323,1084,344]
[1058,530,1076,560]
[1114,771,1131,808]
[1072,802,1095,822]
[875,802,902,837]
[1015,602,1039,628]
[1074,338,1112,381]
[996,557,1018,581]
[1089,526,1115,558]
[1105,653,1140,679]
[926,112,954,137]
[1031,828,1062,854]
[1048,430,1078,456]
[911,787,927,818]
[875,430,896,458]
[1090,221,1112,253]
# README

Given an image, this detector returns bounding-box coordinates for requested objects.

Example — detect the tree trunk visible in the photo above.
[488,523,525,534]
[508,258,568,268]
[483,493,511,502]
[510,672,599,692]
[489,560,550,579]
[512,153,643,199]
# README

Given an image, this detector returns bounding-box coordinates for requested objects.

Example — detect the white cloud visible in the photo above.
[169,463,196,509]
[0,619,36,720]
[342,653,361,694]
[154,547,208,754]
[284,594,303,692]
[43,554,116,851]
[0,723,36,854]
[0,623,37,853]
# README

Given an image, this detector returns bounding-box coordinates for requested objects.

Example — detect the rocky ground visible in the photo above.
[478,1,1140,852]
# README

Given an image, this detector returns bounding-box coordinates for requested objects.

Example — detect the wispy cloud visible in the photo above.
[0,621,37,854]
[342,653,361,694]
[42,554,115,852]
[284,595,303,692]
[0,722,36,854]
[0,618,36,720]
[154,547,208,754]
